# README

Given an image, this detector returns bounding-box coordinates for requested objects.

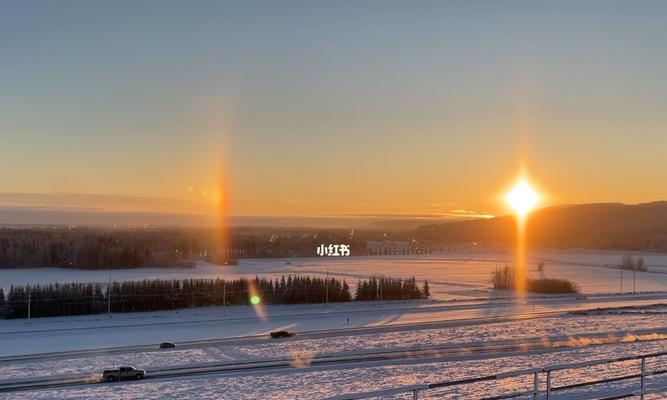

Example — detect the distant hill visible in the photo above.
[415,202,667,251]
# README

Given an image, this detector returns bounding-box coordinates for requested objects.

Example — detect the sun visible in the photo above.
[506,180,539,217]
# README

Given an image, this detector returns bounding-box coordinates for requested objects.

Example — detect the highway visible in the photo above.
[0,308,566,363]
[1,326,666,393]
[1,292,666,362]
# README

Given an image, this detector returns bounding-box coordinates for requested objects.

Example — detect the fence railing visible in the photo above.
[326,350,667,400]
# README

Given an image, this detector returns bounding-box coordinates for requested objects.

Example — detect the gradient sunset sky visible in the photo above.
[2,1,667,223]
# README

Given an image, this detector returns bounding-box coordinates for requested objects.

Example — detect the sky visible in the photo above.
[2,1,667,225]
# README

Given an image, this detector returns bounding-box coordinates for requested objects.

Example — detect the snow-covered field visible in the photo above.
[3,248,667,299]
[2,248,667,399]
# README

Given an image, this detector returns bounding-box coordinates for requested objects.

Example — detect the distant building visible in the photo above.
[366,240,430,255]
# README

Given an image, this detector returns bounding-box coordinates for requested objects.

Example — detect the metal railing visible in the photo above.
[326,351,667,400]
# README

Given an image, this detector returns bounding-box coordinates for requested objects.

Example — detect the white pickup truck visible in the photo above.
[102,366,146,382]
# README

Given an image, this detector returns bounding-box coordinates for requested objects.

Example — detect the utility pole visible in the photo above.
[27,287,31,320]
[620,267,623,294]
[495,265,499,299]
[222,281,226,316]
[325,269,329,305]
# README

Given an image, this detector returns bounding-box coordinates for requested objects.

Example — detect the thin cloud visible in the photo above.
[442,209,495,219]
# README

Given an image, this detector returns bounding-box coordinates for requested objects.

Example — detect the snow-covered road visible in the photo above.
[2,338,666,399]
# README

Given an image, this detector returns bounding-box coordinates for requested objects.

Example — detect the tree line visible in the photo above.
[0,275,430,319]
[622,255,647,271]
[0,228,205,268]
[355,276,429,301]
[0,227,380,269]
[491,265,578,294]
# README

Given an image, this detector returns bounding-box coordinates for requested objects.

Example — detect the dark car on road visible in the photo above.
[159,342,176,349]
[270,330,295,339]
[103,366,146,382]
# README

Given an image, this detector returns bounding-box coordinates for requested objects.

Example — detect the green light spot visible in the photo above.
[250,295,261,305]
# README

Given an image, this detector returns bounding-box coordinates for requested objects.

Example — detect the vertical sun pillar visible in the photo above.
[506,180,538,296]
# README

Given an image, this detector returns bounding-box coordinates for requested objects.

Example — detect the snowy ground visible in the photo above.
[1,308,666,381]
[2,249,667,398]
[2,294,667,356]
[0,296,666,398]
[2,248,667,299]
[2,332,666,399]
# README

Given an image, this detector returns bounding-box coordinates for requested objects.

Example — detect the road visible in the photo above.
[2,326,666,393]
[0,309,565,363]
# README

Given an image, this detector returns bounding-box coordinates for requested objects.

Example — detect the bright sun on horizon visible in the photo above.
[506,180,539,217]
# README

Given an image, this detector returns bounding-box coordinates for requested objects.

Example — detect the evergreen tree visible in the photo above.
[0,274,433,318]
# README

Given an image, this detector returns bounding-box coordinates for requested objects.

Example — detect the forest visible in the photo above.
[0,226,372,269]
[355,276,430,301]
[0,275,430,318]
